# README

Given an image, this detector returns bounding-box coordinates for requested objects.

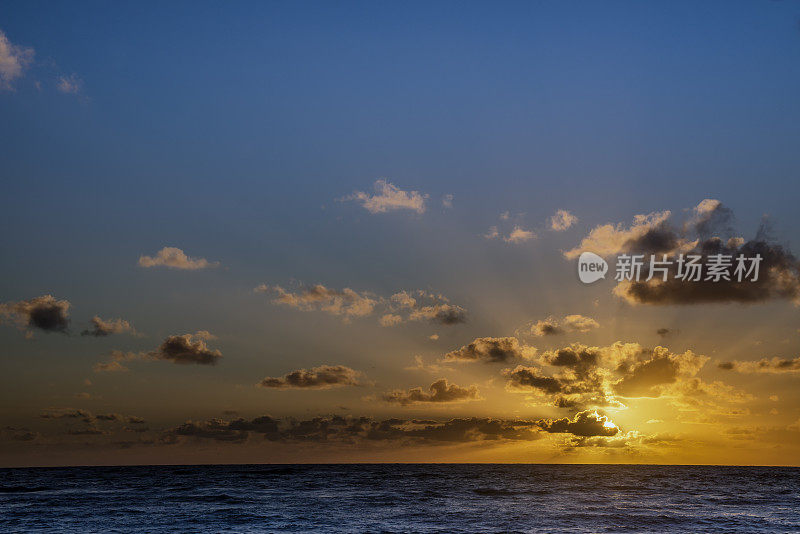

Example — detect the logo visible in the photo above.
[578,252,608,284]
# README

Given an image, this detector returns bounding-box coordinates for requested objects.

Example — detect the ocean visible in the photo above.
[1,464,798,532]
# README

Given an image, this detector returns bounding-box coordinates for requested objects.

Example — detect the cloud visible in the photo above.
[93,332,222,370]
[484,226,500,239]
[391,291,417,309]
[138,247,218,270]
[504,366,564,394]
[153,334,222,365]
[172,418,264,442]
[258,284,377,319]
[399,418,541,442]
[2,427,39,442]
[564,210,676,259]
[343,179,427,214]
[529,314,599,336]
[193,330,217,340]
[613,228,800,306]
[258,365,363,389]
[379,314,403,327]
[40,408,94,422]
[442,194,454,209]
[165,411,623,445]
[258,285,466,326]
[718,356,800,374]
[613,347,707,398]
[484,212,537,244]
[549,209,578,231]
[688,199,734,239]
[405,355,450,374]
[94,413,145,424]
[504,226,536,243]
[0,295,70,334]
[569,200,800,305]
[169,415,537,444]
[0,30,34,90]
[81,316,138,337]
[669,377,753,411]
[443,337,536,363]
[486,225,536,243]
[39,409,144,437]
[408,304,467,325]
[656,328,674,338]
[382,379,481,406]
[93,360,129,373]
[501,341,720,410]
[538,410,619,437]
[530,318,563,336]
[56,73,82,94]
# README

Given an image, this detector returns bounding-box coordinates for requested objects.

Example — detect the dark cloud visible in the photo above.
[0,295,70,334]
[623,222,683,256]
[538,410,619,437]
[568,200,800,305]
[94,413,122,421]
[382,379,481,406]
[259,365,362,389]
[613,202,800,305]
[150,334,222,365]
[534,322,562,336]
[38,409,144,438]
[541,346,600,369]
[401,418,541,442]
[165,412,622,445]
[504,366,563,394]
[718,356,800,374]
[512,345,614,408]
[620,199,731,255]
[39,409,144,425]
[613,355,680,397]
[174,419,251,442]
[8,430,38,442]
[93,413,145,424]
[616,235,800,305]
[40,409,93,423]
[68,427,106,436]
[443,337,536,363]
[656,328,674,338]
[92,332,222,370]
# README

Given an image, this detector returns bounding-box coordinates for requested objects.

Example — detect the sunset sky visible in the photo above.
[2,1,800,467]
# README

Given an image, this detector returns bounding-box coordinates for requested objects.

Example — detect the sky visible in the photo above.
[2,1,800,467]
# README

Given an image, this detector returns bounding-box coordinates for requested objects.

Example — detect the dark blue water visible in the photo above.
[1,464,798,532]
